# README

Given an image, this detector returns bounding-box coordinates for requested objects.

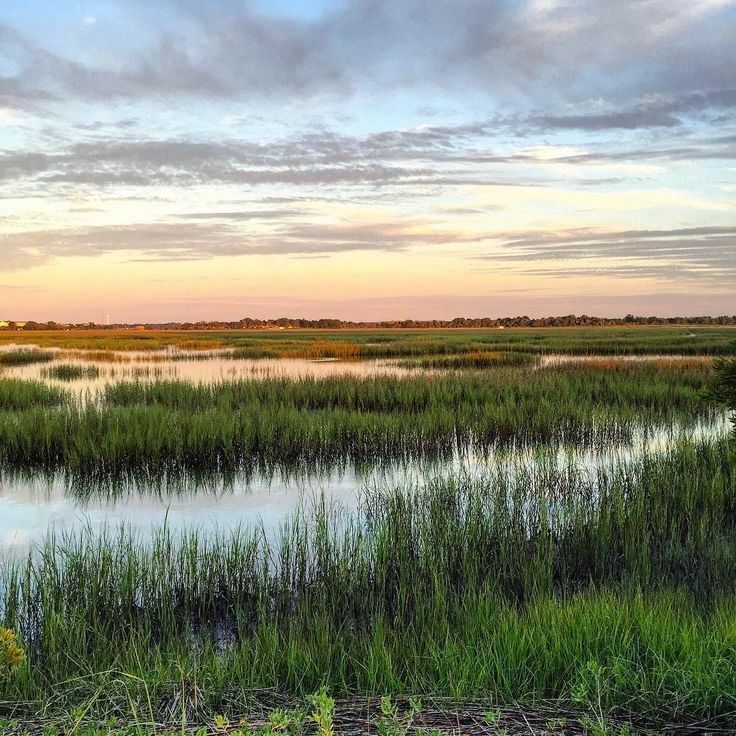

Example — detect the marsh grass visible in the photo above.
[0,379,67,410]
[1,326,734,358]
[1,439,734,722]
[41,363,101,381]
[397,351,536,369]
[0,349,54,366]
[0,362,717,475]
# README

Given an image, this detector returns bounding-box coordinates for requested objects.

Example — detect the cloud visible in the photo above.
[1,0,735,110]
[523,88,736,132]
[174,210,303,221]
[527,109,682,131]
[482,225,736,285]
[280,220,486,249]
[0,216,482,271]
[0,136,447,188]
[1,0,734,309]
[1,107,733,196]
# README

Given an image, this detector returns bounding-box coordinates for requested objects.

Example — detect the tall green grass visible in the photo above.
[0,353,731,724]
[0,362,718,475]
[0,379,67,410]
[2,439,734,722]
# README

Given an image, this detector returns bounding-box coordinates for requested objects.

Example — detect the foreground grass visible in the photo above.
[0,362,718,476]
[2,438,735,724]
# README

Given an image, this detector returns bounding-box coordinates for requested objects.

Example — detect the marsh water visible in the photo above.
[0,345,422,394]
[0,346,729,555]
[1,415,729,555]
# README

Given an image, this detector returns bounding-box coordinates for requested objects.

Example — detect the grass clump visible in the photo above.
[399,351,536,369]
[0,379,67,410]
[713,354,736,436]
[42,363,101,381]
[0,349,54,366]
[0,339,731,729]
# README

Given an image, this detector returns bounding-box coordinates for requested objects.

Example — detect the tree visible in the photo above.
[713,353,736,437]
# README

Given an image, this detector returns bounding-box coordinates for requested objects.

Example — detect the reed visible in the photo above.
[0,344,731,726]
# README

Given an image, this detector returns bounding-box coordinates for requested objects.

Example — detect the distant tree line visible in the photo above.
[3,314,736,330]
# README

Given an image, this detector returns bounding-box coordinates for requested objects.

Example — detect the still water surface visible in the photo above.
[0,345,420,394]
[1,344,709,394]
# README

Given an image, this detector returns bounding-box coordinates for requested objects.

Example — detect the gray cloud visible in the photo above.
[519,263,732,283]
[174,210,303,221]
[2,1,735,110]
[0,216,482,271]
[1,109,733,196]
[482,225,736,286]
[280,220,486,249]
[528,109,682,132]
[0,136,449,188]
[523,88,736,132]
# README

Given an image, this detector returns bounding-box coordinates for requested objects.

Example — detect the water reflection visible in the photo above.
[1,414,728,555]
[1,345,712,396]
[0,346,422,394]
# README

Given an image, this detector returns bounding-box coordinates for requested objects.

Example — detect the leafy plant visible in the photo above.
[306,688,335,736]
[377,696,422,736]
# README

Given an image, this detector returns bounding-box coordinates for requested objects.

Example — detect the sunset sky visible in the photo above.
[1,0,735,322]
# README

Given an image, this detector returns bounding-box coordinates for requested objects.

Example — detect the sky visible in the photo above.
[0,0,735,322]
